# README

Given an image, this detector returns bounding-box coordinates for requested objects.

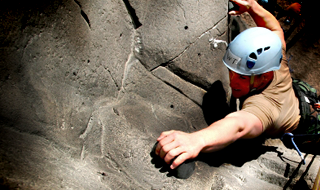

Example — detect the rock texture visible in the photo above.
[0,0,319,189]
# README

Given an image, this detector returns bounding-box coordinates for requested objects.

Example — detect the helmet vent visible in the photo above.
[247,60,255,69]
[249,52,257,60]
[257,48,263,55]
[264,46,270,51]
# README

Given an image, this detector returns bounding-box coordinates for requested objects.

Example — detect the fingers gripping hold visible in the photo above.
[160,140,178,160]
[157,130,176,141]
[155,132,175,156]
[163,146,183,165]
[150,141,196,179]
[171,152,188,169]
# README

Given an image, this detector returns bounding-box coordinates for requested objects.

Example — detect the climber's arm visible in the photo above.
[155,110,263,169]
[200,110,263,151]
[229,0,285,48]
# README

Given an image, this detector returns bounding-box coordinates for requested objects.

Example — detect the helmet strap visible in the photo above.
[250,74,256,92]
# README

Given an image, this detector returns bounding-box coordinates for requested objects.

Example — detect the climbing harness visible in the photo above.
[281,78,320,164]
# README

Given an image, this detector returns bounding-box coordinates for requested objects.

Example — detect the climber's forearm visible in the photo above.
[248,1,286,47]
[229,0,285,47]
[248,1,280,31]
[195,111,264,153]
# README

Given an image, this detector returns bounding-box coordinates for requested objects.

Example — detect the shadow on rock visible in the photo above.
[150,137,281,179]
[202,80,232,126]
[201,81,282,167]
[150,80,285,177]
[150,142,195,179]
[197,136,279,167]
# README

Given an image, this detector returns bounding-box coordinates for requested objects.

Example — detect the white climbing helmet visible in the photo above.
[223,27,283,76]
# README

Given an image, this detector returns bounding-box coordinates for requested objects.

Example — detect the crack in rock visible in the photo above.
[122,0,142,29]
[106,67,120,91]
[74,0,91,28]
[152,15,228,71]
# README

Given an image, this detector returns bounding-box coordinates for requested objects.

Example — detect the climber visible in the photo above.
[154,0,302,170]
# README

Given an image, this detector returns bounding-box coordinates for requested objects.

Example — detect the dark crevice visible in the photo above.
[153,61,211,91]
[169,66,211,91]
[122,0,142,29]
[80,10,91,28]
[74,0,81,7]
[74,0,91,28]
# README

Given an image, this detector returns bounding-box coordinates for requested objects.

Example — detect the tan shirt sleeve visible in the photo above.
[242,93,280,133]
[241,49,300,137]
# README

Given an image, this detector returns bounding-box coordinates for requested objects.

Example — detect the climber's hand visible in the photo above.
[228,0,255,15]
[155,130,203,169]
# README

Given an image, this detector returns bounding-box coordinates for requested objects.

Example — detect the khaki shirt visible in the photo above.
[241,49,300,137]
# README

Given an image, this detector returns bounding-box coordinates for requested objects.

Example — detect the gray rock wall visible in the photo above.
[0,0,319,189]
[0,0,229,148]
